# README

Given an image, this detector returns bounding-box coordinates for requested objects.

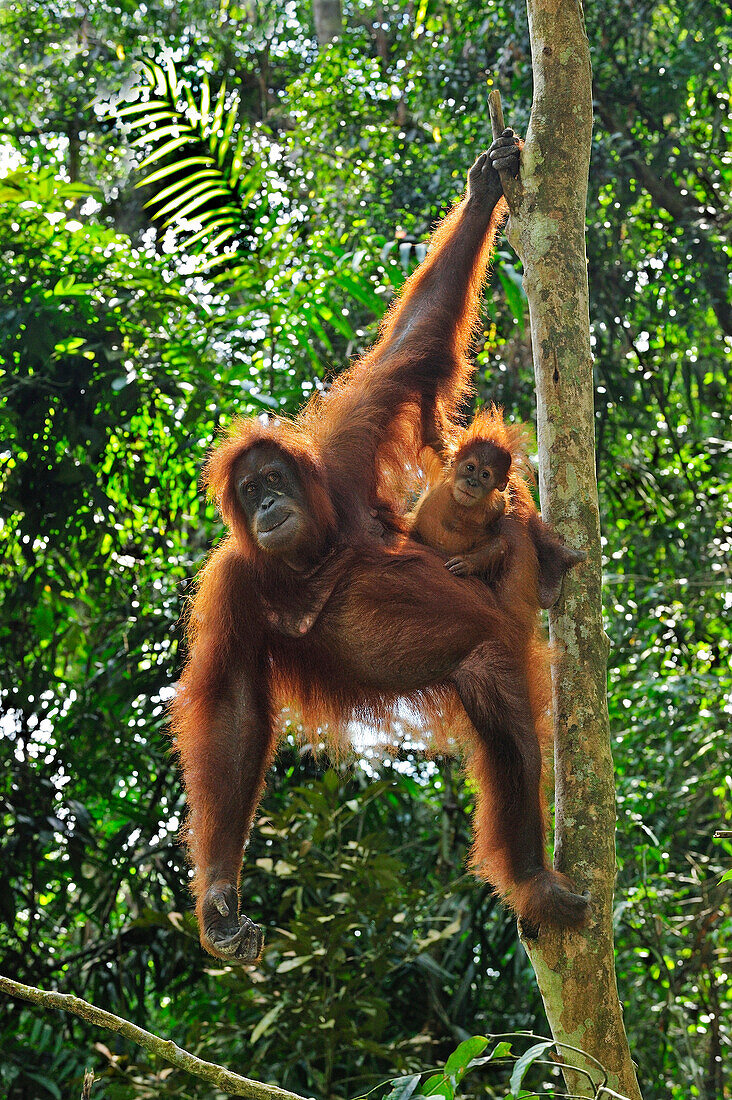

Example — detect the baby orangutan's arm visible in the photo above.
[446,534,509,578]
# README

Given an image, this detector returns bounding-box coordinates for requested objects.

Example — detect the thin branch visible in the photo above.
[603,574,727,588]
[481,1032,609,1089]
[487,89,522,212]
[0,974,308,1100]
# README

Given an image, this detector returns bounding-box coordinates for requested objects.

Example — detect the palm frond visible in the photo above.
[115,61,262,257]
[113,60,391,390]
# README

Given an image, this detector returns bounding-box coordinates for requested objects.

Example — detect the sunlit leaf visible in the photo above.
[508,1041,553,1094]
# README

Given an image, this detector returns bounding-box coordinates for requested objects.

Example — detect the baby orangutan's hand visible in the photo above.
[446,556,472,577]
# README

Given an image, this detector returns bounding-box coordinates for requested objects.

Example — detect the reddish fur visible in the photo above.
[435,404,582,631]
[411,406,585,912]
[204,420,338,557]
[172,155,587,957]
[409,406,542,621]
[448,405,541,631]
[450,404,533,476]
[409,429,514,567]
[410,474,507,561]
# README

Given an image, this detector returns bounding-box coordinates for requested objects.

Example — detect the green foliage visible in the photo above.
[0,2,730,1100]
[0,167,214,1098]
[117,60,265,256]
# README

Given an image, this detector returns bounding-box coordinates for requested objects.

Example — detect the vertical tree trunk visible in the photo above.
[68,119,80,183]
[312,0,342,46]
[491,2,642,1097]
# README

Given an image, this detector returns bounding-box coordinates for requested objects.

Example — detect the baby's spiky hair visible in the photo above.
[449,404,535,485]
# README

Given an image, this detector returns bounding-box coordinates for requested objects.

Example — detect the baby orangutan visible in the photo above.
[410,438,512,580]
[410,407,585,626]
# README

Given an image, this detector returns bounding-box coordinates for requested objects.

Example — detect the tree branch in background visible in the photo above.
[313,0,342,46]
[0,975,308,1100]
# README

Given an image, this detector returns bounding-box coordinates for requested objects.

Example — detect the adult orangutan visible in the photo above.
[171,130,589,962]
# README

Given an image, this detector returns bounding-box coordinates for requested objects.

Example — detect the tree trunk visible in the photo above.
[491,1,642,1097]
[313,0,342,46]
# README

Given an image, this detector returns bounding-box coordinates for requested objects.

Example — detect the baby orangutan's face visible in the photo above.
[451,451,508,507]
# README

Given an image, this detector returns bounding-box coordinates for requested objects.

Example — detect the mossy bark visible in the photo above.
[495,2,642,1097]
